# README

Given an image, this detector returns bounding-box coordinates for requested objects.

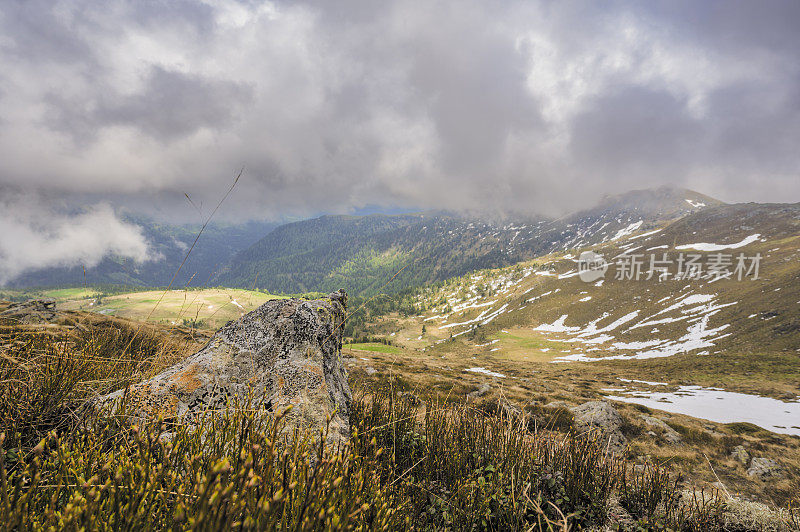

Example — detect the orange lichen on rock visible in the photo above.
[171,363,202,394]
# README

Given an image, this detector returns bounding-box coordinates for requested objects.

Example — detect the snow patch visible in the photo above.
[611,221,643,241]
[607,386,800,436]
[466,367,505,378]
[676,234,761,252]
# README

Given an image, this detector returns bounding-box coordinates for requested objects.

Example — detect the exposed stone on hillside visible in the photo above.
[570,401,627,453]
[640,414,682,445]
[746,458,784,481]
[398,391,423,406]
[96,290,352,444]
[0,298,57,323]
[467,383,491,398]
[730,445,750,466]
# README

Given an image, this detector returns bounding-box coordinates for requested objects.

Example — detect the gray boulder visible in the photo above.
[640,414,682,445]
[467,383,491,399]
[96,290,352,444]
[1,298,57,323]
[746,458,784,481]
[570,401,627,453]
[398,391,424,406]
[730,445,750,466]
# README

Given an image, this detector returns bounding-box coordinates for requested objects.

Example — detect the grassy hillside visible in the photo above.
[1,307,795,530]
[1,286,302,331]
[344,201,800,505]
[216,187,719,297]
[57,287,293,330]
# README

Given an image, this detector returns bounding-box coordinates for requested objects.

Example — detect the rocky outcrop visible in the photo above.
[730,445,750,466]
[640,414,682,445]
[467,383,491,399]
[746,458,784,481]
[570,401,627,453]
[0,298,57,323]
[96,290,352,444]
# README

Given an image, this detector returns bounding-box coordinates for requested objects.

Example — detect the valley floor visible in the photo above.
[344,318,800,506]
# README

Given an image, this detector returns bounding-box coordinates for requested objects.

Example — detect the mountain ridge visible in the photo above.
[4,186,723,295]
[214,186,722,295]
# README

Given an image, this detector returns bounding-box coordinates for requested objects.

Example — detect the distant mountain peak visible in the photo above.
[596,186,723,210]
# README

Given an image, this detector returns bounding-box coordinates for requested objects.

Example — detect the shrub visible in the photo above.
[0,385,624,530]
[0,317,748,530]
[666,422,713,445]
[524,405,575,434]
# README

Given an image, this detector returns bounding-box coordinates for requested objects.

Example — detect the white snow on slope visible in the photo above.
[676,234,761,252]
[607,386,800,436]
[619,378,668,386]
[466,367,505,378]
[685,199,707,208]
[628,229,662,240]
[611,221,643,241]
[539,290,735,363]
[534,315,581,333]
[552,313,731,363]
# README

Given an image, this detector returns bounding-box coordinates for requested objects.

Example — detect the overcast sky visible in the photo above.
[1,0,799,276]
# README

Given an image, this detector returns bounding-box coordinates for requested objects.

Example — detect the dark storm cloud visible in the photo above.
[46,66,253,143]
[570,87,702,187]
[0,0,798,225]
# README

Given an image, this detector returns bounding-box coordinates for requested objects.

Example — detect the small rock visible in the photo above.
[468,383,491,398]
[364,366,377,375]
[570,401,627,453]
[640,414,682,445]
[730,445,750,466]
[747,458,784,481]
[544,400,570,409]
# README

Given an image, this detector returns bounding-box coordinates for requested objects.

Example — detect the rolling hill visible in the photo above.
[397,201,800,359]
[340,200,800,503]
[215,186,721,296]
[6,186,720,297]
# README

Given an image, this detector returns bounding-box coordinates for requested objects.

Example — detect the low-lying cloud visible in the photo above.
[0,192,155,284]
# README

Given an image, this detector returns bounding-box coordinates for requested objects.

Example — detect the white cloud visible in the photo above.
[0,192,155,283]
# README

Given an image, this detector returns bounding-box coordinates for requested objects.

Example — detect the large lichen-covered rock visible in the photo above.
[97,290,352,443]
